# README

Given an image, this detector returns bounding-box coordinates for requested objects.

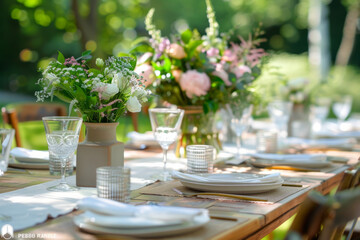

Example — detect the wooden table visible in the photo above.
[1,149,359,240]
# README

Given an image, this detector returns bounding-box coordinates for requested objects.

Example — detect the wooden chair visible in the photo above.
[285,169,360,240]
[1,102,67,147]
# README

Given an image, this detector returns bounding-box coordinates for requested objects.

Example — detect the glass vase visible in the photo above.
[175,106,222,158]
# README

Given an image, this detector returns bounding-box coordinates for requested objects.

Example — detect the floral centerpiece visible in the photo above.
[35,51,150,187]
[133,0,266,156]
[36,51,149,123]
[278,77,311,137]
[279,77,310,105]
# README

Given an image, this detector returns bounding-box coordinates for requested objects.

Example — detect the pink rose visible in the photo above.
[135,64,156,87]
[171,69,182,82]
[137,52,153,65]
[222,49,237,62]
[206,47,219,57]
[231,65,251,78]
[167,43,187,59]
[179,70,211,99]
[213,64,231,86]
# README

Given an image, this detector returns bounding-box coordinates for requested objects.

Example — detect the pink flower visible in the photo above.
[213,64,231,86]
[135,64,156,87]
[231,65,251,78]
[206,47,219,57]
[167,43,187,59]
[179,70,211,98]
[137,52,153,65]
[171,69,182,82]
[221,49,237,62]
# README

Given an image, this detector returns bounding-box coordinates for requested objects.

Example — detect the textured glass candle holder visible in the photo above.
[186,145,214,174]
[96,166,131,203]
[256,131,278,153]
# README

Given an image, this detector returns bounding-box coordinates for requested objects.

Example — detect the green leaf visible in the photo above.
[54,91,72,103]
[74,85,87,102]
[181,29,192,44]
[187,40,203,58]
[82,50,92,56]
[129,44,154,55]
[163,57,171,72]
[57,51,65,64]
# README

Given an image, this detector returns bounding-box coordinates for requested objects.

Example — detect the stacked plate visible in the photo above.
[247,153,332,168]
[172,171,284,194]
[74,197,210,237]
[9,148,49,169]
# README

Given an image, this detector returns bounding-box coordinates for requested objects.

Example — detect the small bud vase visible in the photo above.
[76,122,124,187]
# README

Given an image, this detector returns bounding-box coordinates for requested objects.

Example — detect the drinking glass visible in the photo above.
[149,108,184,181]
[332,95,352,123]
[226,103,253,160]
[43,116,82,191]
[268,101,293,139]
[310,97,331,133]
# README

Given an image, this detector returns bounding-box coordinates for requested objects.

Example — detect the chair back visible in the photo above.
[1,102,67,147]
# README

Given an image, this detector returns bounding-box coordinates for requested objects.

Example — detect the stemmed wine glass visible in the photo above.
[43,116,82,191]
[268,100,293,139]
[149,108,184,181]
[226,103,253,161]
[310,97,331,134]
[332,95,352,128]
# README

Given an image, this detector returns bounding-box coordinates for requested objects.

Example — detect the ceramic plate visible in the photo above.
[248,158,332,168]
[74,211,209,237]
[179,178,284,194]
[8,158,49,170]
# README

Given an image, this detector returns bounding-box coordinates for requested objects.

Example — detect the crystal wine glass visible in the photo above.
[310,97,331,133]
[226,103,253,161]
[268,100,293,139]
[332,95,352,127]
[43,116,82,191]
[149,108,184,181]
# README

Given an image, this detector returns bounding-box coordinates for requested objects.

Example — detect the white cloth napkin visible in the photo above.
[77,197,206,223]
[249,153,327,162]
[286,137,356,149]
[171,171,281,184]
[10,147,49,163]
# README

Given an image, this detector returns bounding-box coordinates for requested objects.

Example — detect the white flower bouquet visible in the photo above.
[36,51,149,123]
[279,77,310,104]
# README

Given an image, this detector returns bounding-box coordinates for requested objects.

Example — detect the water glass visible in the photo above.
[186,145,214,174]
[256,131,277,153]
[310,97,331,134]
[0,129,15,176]
[268,101,293,139]
[97,166,131,203]
[332,95,352,122]
[43,116,82,191]
[49,153,74,176]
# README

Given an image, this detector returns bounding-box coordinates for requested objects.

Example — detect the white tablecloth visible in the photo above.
[0,155,187,231]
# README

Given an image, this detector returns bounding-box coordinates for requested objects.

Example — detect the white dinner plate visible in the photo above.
[178,178,284,194]
[10,148,49,163]
[78,211,184,229]
[174,172,281,185]
[8,158,49,170]
[74,211,209,237]
[248,158,332,168]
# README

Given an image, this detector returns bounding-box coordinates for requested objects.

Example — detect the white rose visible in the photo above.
[133,87,147,98]
[96,58,104,67]
[102,83,119,100]
[126,96,141,113]
[112,72,128,91]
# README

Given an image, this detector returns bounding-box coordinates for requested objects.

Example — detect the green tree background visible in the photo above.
[1,0,359,96]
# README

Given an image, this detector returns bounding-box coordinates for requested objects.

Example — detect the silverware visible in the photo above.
[172,188,268,202]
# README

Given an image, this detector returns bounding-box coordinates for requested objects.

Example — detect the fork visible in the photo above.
[172,188,268,202]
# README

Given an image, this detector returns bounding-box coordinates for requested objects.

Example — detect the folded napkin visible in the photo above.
[286,137,356,149]
[249,153,327,162]
[77,197,206,222]
[171,171,281,184]
[127,131,156,142]
[10,147,49,163]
